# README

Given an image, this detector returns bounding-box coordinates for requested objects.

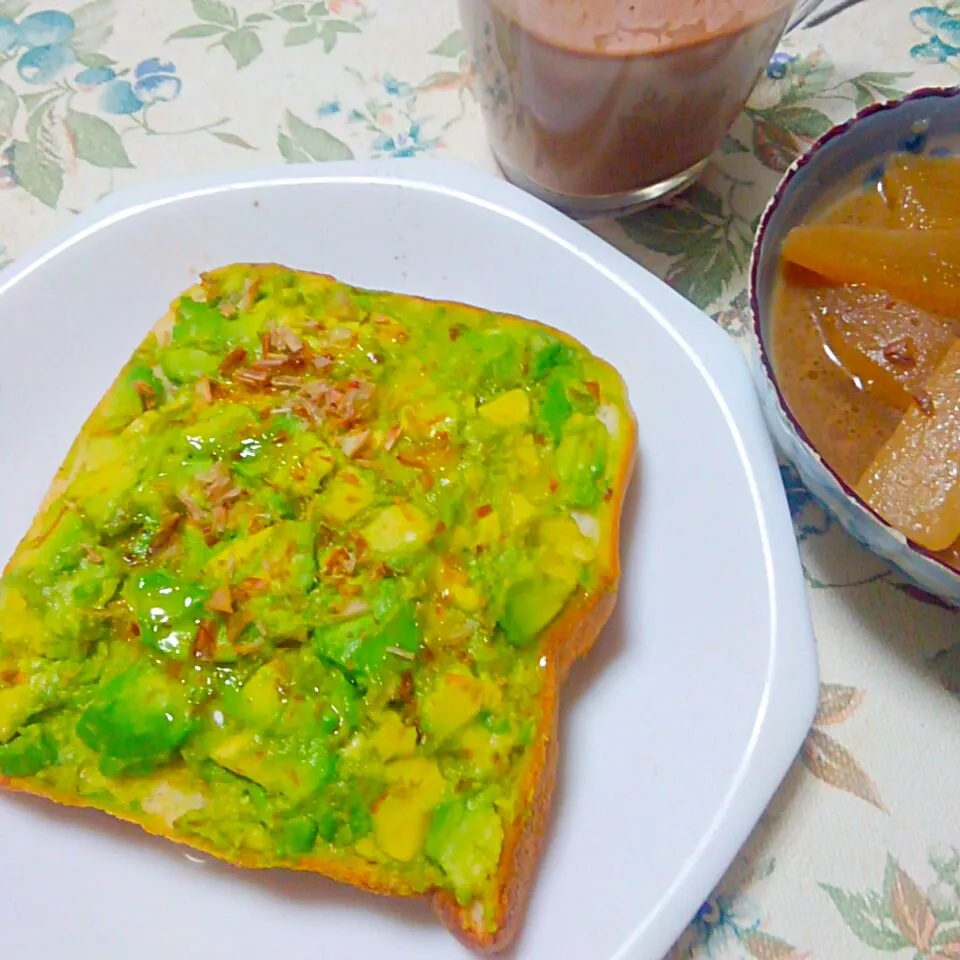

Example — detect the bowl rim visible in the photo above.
[747,84,960,587]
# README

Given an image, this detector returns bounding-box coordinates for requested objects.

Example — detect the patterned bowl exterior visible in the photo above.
[748,85,960,605]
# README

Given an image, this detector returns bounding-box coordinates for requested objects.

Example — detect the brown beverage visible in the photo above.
[461,0,794,214]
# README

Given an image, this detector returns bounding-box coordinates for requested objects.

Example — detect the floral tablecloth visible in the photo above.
[2,0,960,957]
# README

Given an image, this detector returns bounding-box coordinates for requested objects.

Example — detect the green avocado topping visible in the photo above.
[0,264,631,919]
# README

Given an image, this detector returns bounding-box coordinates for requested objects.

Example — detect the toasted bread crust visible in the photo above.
[0,267,638,953]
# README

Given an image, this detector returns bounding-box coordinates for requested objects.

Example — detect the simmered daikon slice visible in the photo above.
[856,339,960,550]
[812,285,956,409]
[781,225,960,317]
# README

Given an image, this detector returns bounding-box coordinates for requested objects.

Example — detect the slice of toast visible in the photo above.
[0,264,636,952]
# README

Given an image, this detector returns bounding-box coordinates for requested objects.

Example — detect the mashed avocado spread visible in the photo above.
[0,265,629,916]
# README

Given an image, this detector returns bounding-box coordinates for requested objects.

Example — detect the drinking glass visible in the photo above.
[460,0,797,218]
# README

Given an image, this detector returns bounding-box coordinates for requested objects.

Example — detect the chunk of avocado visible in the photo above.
[373,711,418,761]
[0,582,44,651]
[207,525,273,580]
[56,435,145,535]
[97,362,165,429]
[18,508,91,574]
[378,602,421,657]
[159,346,219,384]
[314,603,419,680]
[208,521,315,594]
[237,661,284,729]
[540,372,573,444]
[476,331,523,389]
[0,684,36,743]
[477,389,530,428]
[316,667,359,737]
[370,576,403,623]
[319,470,373,525]
[259,521,317,594]
[210,731,333,801]
[228,311,268,352]
[425,796,504,904]
[556,414,609,509]
[181,403,259,458]
[280,815,319,856]
[76,663,194,775]
[314,615,375,675]
[362,503,434,557]
[383,757,446,807]
[123,570,209,660]
[529,335,574,381]
[499,576,576,646]
[0,725,57,777]
[68,558,122,610]
[373,793,432,862]
[273,436,335,498]
[460,725,515,779]
[421,671,485,741]
[172,298,228,349]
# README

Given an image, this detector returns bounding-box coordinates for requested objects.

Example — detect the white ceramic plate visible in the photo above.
[0,160,816,960]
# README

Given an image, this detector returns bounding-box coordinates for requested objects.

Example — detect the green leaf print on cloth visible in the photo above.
[823,850,960,955]
[744,51,909,174]
[168,0,370,69]
[621,178,756,310]
[64,108,132,167]
[429,28,465,58]
[278,108,352,162]
[801,684,887,811]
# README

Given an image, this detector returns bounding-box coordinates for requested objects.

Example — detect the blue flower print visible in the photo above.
[100,79,144,115]
[781,463,815,519]
[766,51,795,80]
[134,58,175,80]
[910,6,960,63]
[18,10,74,47]
[17,41,75,84]
[668,857,792,958]
[0,144,16,189]
[0,18,20,55]
[134,72,181,104]
[132,59,181,104]
[686,891,762,958]
[372,120,432,158]
[75,65,116,90]
[100,60,182,115]
[780,462,831,541]
[382,73,414,97]
[338,68,454,160]
[912,34,956,63]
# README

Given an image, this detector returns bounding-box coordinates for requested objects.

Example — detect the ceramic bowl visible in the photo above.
[748,86,960,605]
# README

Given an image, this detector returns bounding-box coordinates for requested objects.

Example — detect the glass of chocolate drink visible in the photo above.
[460,0,796,218]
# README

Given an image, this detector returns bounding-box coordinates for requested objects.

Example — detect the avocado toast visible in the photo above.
[0,264,636,953]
